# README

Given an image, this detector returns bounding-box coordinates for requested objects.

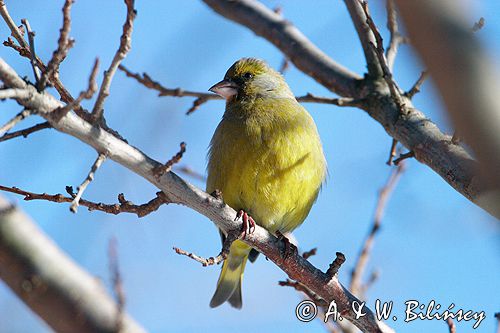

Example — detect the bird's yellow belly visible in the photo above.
[218,138,322,234]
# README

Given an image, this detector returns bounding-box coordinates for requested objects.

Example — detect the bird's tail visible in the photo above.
[209,240,251,309]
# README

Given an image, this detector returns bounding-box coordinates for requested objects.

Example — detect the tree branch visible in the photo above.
[0,121,51,143]
[0,195,146,333]
[0,57,391,333]
[395,0,500,217]
[70,153,107,213]
[0,185,169,218]
[350,162,406,296]
[343,0,383,77]
[201,0,496,218]
[202,0,361,97]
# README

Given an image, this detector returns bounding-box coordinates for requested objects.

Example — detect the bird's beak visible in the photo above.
[209,79,238,99]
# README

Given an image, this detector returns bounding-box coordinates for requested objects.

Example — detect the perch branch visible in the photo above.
[0,57,391,333]
[201,0,494,217]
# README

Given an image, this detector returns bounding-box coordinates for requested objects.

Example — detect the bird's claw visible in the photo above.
[235,209,256,239]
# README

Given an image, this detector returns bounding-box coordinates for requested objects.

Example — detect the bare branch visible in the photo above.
[0,1,28,49]
[70,153,107,213]
[0,58,390,333]
[174,230,238,267]
[54,58,99,120]
[350,162,406,296]
[386,138,397,166]
[360,1,405,111]
[0,121,51,143]
[0,195,146,333]
[343,0,383,77]
[201,0,493,217]
[39,0,75,90]
[0,88,31,100]
[393,151,414,166]
[203,0,361,97]
[326,252,346,279]
[119,64,220,100]
[405,70,428,99]
[92,0,136,120]
[120,64,360,108]
[153,142,186,178]
[385,0,407,71]
[0,185,169,217]
[20,18,41,86]
[0,108,32,135]
[395,1,500,217]
[302,247,317,260]
[296,93,364,107]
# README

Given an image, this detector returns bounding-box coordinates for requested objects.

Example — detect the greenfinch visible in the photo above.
[207,58,327,308]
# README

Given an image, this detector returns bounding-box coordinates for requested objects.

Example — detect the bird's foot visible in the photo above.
[235,209,256,239]
[276,231,297,260]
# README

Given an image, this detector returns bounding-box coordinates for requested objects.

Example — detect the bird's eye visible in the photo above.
[243,72,253,79]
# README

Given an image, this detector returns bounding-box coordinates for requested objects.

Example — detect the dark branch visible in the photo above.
[0,121,51,143]
[0,185,169,218]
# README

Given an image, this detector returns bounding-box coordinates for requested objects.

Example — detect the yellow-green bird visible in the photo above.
[207,58,327,308]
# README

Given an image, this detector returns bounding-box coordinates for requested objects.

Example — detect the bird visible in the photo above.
[206,58,327,309]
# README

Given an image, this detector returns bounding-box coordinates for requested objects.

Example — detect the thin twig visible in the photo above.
[119,64,219,100]
[108,238,125,332]
[70,153,107,213]
[278,279,327,307]
[350,161,406,295]
[120,65,363,108]
[39,0,75,90]
[54,58,99,120]
[0,1,28,49]
[405,70,428,99]
[302,248,317,260]
[393,151,414,165]
[173,230,239,267]
[92,0,136,121]
[386,138,397,166]
[186,97,209,115]
[153,142,186,178]
[0,108,32,135]
[360,0,406,111]
[385,0,407,71]
[20,18,41,86]
[326,252,346,279]
[0,121,51,143]
[296,93,364,106]
[0,185,168,217]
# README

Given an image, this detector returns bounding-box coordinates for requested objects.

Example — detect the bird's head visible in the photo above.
[209,58,293,101]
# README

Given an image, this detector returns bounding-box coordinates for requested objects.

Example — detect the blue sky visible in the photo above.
[0,1,499,332]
